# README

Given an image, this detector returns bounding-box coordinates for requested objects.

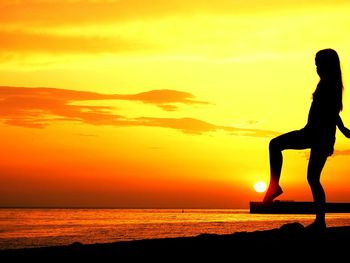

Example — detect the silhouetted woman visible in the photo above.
[263,48,345,230]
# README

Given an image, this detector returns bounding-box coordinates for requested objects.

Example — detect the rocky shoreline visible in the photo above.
[1,222,349,261]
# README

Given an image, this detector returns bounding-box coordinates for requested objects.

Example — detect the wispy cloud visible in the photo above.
[0,86,279,137]
[1,0,344,27]
[2,1,349,62]
[0,86,208,110]
[301,148,350,160]
[0,30,147,54]
[332,149,350,157]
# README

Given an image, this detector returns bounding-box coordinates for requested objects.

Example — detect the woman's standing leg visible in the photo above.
[307,148,328,228]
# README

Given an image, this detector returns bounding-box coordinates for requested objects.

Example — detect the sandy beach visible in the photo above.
[1,222,349,261]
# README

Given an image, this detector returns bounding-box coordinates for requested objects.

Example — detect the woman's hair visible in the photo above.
[315,48,343,111]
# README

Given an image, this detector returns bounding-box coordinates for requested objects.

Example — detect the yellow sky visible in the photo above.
[1,0,350,208]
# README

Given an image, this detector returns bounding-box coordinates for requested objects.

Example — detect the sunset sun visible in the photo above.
[254,181,267,193]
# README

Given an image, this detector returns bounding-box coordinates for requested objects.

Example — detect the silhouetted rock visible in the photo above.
[69,242,83,247]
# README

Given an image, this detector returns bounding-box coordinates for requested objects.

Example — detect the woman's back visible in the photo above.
[306,80,341,132]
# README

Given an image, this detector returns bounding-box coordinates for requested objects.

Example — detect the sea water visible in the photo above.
[1,208,350,250]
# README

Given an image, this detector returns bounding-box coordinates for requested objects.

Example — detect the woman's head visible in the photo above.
[315,48,343,111]
[315,48,342,80]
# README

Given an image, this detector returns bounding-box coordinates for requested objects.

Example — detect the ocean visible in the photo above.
[1,208,350,250]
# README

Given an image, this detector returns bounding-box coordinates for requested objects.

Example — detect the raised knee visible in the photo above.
[269,138,279,152]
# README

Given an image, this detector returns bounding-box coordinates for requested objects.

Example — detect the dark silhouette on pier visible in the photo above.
[263,48,349,230]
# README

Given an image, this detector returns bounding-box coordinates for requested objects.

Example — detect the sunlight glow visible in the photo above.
[254,181,267,193]
[1,0,350,208]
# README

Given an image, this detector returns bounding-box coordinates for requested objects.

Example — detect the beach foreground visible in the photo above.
[1,222,349,261]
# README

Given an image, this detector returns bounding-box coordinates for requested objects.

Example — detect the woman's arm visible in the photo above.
[337,115,350,138]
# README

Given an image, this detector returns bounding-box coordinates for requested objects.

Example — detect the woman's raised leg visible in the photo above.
[263,130,310,204]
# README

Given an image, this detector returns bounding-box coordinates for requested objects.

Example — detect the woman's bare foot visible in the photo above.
[262,184,283,204]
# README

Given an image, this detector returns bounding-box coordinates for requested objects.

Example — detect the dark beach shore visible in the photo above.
[1,223,349,261]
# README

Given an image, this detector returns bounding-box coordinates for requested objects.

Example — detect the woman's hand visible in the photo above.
[337,116,350,138]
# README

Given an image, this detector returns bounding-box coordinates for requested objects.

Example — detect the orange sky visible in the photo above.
[1,0,350,208]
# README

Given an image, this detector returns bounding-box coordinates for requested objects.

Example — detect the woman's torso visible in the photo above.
[304,81,341,151]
